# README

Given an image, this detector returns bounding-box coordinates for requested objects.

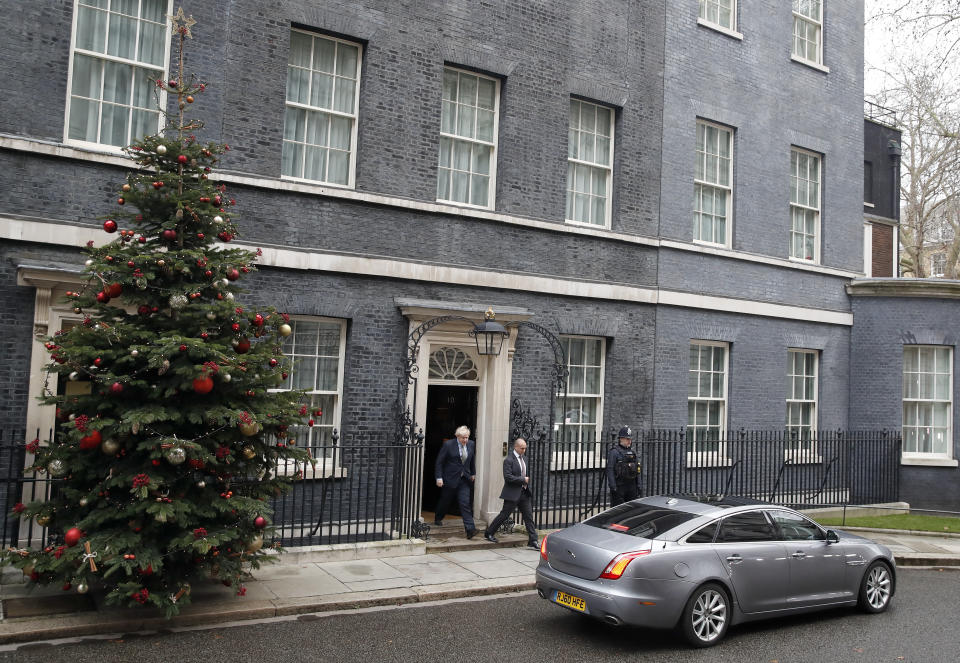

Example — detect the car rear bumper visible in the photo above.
[535,563,690,630]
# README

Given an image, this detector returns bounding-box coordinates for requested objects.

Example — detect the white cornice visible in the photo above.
[2,134,866,280]
[4,216,853,326]
[847,278,960,298]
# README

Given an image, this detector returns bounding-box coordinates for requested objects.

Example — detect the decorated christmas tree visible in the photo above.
[3,9,310,617]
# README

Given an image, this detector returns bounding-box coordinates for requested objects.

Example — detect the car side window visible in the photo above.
[685,522,718,543]
[769,510,826,541]
[716,511,777,542]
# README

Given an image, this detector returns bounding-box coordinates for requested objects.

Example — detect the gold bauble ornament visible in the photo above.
[278,323,292,337]
[22,564,34,576]
[246,535,264,553]
[35,514,51,527]
[239,422,259,436]
[101,438,120,455]
[242,446,256,460]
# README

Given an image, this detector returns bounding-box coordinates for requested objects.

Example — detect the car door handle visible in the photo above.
[725,554,743,564]
[791,551,806,559]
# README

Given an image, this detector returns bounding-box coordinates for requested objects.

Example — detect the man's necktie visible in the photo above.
[460,444,466,463]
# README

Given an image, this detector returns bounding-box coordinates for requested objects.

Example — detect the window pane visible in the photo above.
[76,5,107,52]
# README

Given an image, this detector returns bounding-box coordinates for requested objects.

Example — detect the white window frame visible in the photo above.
[566,98,614,229]
[792,0,824,68]
[902,345,954,461]
[64,0,173,152]
[931,252,947,277]
[786,349,820,460]
[789,147,821,263]
[270,317,347,478]
[552,336,605,470]
[687,340,730,466]
[698,0,741,38]
[281,29,362,188]
[437,66,500,210]
[694,119,734,247]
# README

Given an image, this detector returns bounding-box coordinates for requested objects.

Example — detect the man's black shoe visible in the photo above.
[483,532,498,543]
[465,528,477,539]
[433,520,442,526]
[527,540,540,550]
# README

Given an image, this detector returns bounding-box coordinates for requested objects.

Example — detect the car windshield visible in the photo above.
[584,503,696,539]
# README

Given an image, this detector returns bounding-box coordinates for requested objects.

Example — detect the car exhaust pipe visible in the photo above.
[537,588,546,599]
[604,615,623,626]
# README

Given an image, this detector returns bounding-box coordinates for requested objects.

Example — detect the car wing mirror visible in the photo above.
[825,529,840,544]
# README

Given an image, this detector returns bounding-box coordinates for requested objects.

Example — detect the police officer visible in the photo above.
[606,426,640,507]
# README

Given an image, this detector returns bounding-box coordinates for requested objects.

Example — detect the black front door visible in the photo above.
[422,385,478,513]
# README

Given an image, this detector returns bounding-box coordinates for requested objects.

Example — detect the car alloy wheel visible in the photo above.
[681,582,729,647]
[859,561,893,613]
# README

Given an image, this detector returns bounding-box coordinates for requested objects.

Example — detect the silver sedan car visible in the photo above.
[535,495,895,647]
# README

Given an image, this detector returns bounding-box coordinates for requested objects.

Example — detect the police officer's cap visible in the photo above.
[618,426,632,439]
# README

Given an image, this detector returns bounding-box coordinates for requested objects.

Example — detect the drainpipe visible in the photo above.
[888,139,902,276]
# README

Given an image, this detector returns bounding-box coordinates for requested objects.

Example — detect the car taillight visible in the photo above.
[540,534,549,561]
[599,549,650,579]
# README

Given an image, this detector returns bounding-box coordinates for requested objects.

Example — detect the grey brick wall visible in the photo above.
[660,0,865,275]
[652,306,851,431]
[850,295,960,511]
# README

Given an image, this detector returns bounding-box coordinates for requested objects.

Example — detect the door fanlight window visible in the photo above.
[429,347,479,381]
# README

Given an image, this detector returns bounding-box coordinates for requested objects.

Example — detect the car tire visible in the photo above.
[857,560,893,613]
[679,582,729,648]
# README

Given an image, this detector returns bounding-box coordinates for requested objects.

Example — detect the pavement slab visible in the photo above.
[318,558,409,583]
[458,558,533,579]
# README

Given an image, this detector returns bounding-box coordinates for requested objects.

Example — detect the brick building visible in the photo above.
[2,1,958,521]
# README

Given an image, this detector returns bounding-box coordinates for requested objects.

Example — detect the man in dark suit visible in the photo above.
[434,425,477,538]
[483,437,539,549]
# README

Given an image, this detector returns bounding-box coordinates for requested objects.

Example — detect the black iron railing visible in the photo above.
[0,427,903,549]
[527,429,902,530]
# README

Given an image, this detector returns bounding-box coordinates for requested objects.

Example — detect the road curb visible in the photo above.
[0,579,537,646]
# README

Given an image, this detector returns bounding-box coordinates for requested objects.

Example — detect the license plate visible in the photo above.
[554,590,587,612]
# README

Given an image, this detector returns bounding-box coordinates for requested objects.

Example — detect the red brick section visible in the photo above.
[872,223,894,277]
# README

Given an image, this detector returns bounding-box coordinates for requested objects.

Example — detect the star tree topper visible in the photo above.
[169,6,196,38]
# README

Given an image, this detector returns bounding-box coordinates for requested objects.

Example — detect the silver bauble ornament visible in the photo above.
[197,480,206,488]
[130,349,138,357]
[79,497,89,507]
[47,459,67,477]
[101,438,120,455]
[169,294,188,310]
[206,311,217,320]
[225,292,234,300]
[85,259,94,267]
[164,446,187,465]
[156,144,167,155]
[221,373,231,383]
[69,371,79,381]
[213,215,224,224]
[76,582,89,594]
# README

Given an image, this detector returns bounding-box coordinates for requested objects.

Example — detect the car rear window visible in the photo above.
[584,503,697,539]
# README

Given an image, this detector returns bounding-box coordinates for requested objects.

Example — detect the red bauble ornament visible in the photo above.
[179,344,188,352]
[168,79,178,88]
[110,382,124,394]
[193,376,214,394]
[218,232,233,242]
[63,527,84,547]
[231,323,240,332]
[79,429,102,450]
[162,229,177,241]
[269,358,278,367]
[177,155,188,164]
[233,337,251,354]
[226,268,240,281]
[307,419,314,427]
[96,291,110,303]
[200,332,209,340]
[253,314,264,327]
[117,197,125,205]
[138,236,146,243]
[153,181,163,189]
[106,282,122,298]
[103,219,118,233]
[138,305,150,315]
[253,516,267,530]
[94,357,102,366]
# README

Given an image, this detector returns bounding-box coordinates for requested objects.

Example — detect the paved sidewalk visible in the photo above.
[0,528,957,646]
